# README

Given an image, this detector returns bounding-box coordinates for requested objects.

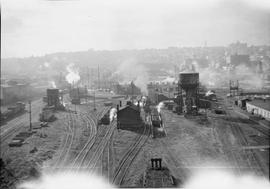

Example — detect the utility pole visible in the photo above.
[93,90,96,111]
[29,101,32,131]
[87,67,90,89]
[97,65,100,90]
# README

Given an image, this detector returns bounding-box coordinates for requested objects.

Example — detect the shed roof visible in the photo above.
[118,104,140,112]
[246,99,270,111]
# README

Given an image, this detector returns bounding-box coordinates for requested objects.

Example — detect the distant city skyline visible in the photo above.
[2,0,270,58]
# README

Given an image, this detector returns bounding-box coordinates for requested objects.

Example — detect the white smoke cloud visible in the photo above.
[109,108,117,122]
[17,171,114,189]
[183,60,264,89]
[233,64,264,89]
[16,164,270,189]
[184,168,270,189]
[161,76,176,83]
[113,58,149,94]
[44,62,50,68]
[50,81,56,88]
[65,63,80,84]
[156,102,164,113]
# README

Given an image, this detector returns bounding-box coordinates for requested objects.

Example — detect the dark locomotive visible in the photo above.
[151,108,162,127]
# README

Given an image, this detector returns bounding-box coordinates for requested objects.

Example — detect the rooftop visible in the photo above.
[118,104,140,112]
[247,99,270,111]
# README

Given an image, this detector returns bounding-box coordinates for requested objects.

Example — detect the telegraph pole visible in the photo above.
[29,101,32,131]
[98,65,100,90]
[87,67,90,89]
[93,90,96,111]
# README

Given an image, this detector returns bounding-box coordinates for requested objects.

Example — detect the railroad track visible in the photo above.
[0,110,40,144]
[86,121,117,173]
[70,112,97,171]
[52,110,76,170]
[96,106,111,120]
[246,122,269,138]
[101,134,113,179]
[70,107,113,172]
[112,124,150,186]
[226,108,264,177]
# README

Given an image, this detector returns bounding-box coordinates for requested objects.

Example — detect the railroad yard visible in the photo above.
[2,1,270,188]
[0,88,269,188]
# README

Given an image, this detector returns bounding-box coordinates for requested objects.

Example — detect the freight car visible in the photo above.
[98,109,111,125]
[0,102,26,122]
[71,98,81,105]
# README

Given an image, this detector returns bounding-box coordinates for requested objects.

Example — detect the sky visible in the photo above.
[1,0,270,58]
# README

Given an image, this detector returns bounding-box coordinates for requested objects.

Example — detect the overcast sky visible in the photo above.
[1,0,270,58]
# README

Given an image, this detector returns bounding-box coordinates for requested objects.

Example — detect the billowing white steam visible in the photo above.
[113,58,149,94]
[233,64,264,89]
[65,63,80,84]
[181,60,264,89]
[161,76,176,83]
[184,168,270,189]
[50,81,56,88]
[156,102,164,113]
[17,171,114,189]
[205,90,215,96]
[109,108,117,122]
[17,167,270,189]
[44,62,50,68]
[134,101,144,107]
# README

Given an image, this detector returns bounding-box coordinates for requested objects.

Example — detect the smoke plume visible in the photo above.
[113,58,149,94]
[156,102,164,113]
[65,63,80,84]
[44,62,50,68]
[109,108,117,122]
[184,60,264,89]
[50,81,57,88]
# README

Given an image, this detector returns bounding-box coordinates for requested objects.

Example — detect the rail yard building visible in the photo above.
[246,99,270,120]
[117,103,142,128]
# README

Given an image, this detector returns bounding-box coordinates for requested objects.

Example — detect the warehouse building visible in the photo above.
[246,99,270,120]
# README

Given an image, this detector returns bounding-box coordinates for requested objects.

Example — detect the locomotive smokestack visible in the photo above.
[119,100,122,107]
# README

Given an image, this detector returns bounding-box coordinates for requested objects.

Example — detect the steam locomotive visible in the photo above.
[151,108,162,127]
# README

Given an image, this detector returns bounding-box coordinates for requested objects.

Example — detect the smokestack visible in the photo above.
[119,100,122,107]
[117,104,119,112]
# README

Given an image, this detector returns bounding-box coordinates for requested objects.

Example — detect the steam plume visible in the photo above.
[44,62,50,68]
[50,81,57,88]
[65,63,80,84]
[113,58,149,94]
[109,108,117,122]
[156,102,164,113]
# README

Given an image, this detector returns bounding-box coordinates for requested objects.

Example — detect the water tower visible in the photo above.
[179,73,199,114]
